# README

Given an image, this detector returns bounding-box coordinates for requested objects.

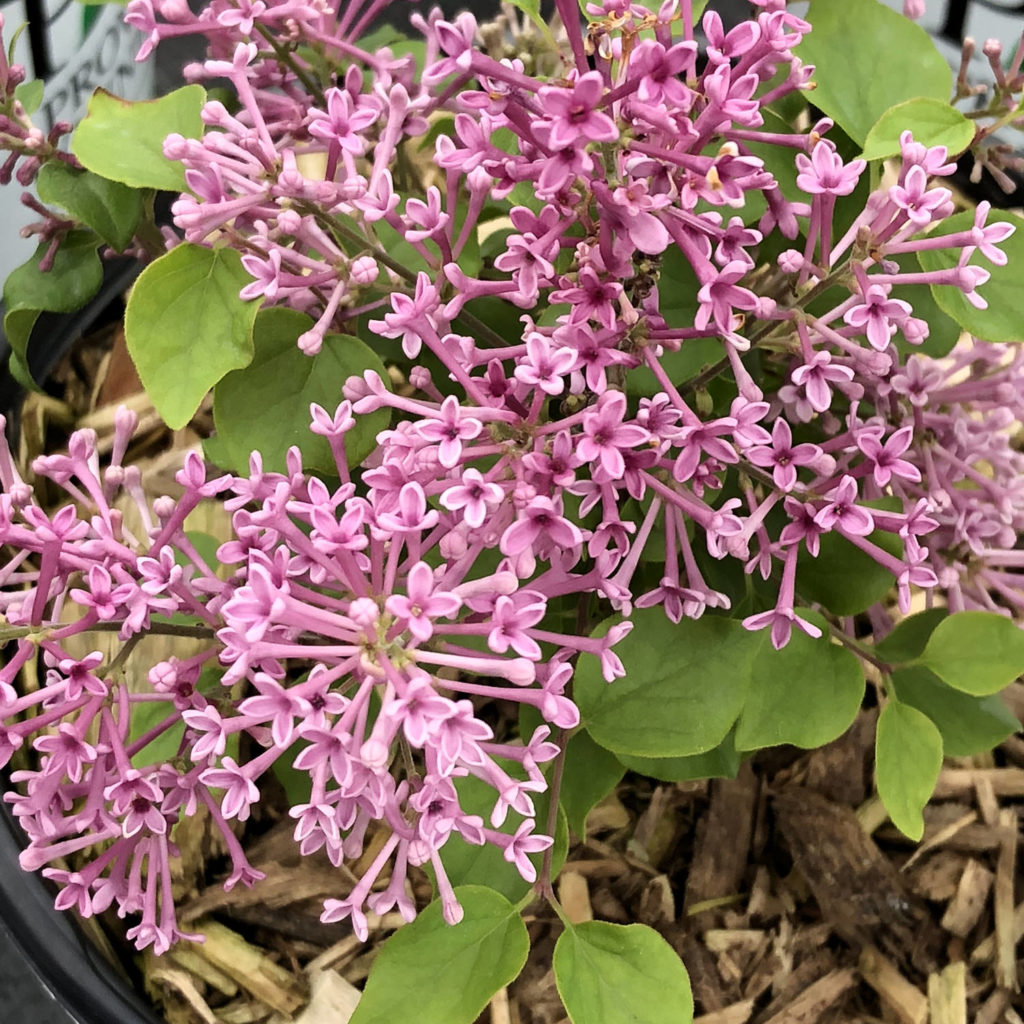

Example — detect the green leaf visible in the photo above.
[874,608,948,664]
[735,615,864,751]
[916,210,1024,343]
[875,701,943,841]
[889,255,962,359]
[860,98,974,162]
[72,85,205,191]
[212,308,389,475]
[349,886,529,1024]
[616,731,741,783]
[14,79,43,115]
[2,230,104,386]
[797,523,903,616]
[558,730,626,836]
[36,163,142,251]
[124,244,259,429]
[795,0,951,144]
[574,610,760,758]
[918,610,1024,696]
[891,666,1019,758]
[439,766,568,902]
[553,921,693,1024]
[128,699,184,769]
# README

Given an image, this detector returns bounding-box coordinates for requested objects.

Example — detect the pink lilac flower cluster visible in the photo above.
[1,0,1022,952]
[0,405,622,950]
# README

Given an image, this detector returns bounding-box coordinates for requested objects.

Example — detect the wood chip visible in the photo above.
[169,948,239,997]
[761,967,857,1024]
[908,850,968,902]
[774,788,940,972]
[858,945,928,1024]
[685,765,758,920]
[692,999,755,1024]
[974,988,1012,1024]
[993,808,1020,992]
[183,919,307,1016]
[933,768,1024,800]
[927,962,967,1024]
[557,871,593,925]
[970,896,1024,964]
[703,929,767,955]
[146,961,220,1024]
[490,987,513,1024]
[973,774,1000,827]
[941,859,995,937]
[901,810,977,871]
[267,968,360,1024]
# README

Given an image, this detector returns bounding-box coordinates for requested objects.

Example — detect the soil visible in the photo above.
[7,326,1024,1024]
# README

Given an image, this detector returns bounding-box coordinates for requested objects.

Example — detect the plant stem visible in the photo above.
[536,726,569,902]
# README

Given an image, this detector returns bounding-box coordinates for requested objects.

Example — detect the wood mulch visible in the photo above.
[11,326,1024,1024]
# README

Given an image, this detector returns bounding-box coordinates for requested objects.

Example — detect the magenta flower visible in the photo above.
[814,476,875,537]
[695,261,760,334]
[576,391,650,479]
[200,757,260,821]
[537,71,618,148]
[843,284,912,351]
[414,396,483,468]
[745,418,822,491]
[307,87,379,154]
[385,562,463,643]
[440,469,505,529]
[795,142,864,196]
[856,426,921,487]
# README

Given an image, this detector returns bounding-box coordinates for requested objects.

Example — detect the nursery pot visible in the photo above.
[0,257,163,1024]
[0,0,155,281]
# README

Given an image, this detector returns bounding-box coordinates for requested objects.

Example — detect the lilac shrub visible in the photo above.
[1,0,1024,1012]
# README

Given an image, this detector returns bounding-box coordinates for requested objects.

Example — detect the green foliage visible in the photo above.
[875,701,943,841]
[128,700,185,768]
[889,256,962,358]
[2,230,103,388]
[553,731,625,837]
[797,524,903,616]
[14,79,43,115]
[350,886,529,1024]
[574,610,760,758]
[795,0,951,144]
[71,86,206,191]
[36,163,142,251]
[860,98,974,162]
[890,666,1019,758]
[553,921,693,1024]
[578,608,868,763]
[616,731,741,783]
[874,608,948,664]
[211,308,390,475]
[124,244,260,429]
[916,210,1024,343]
[734,612,864,751]
[917,611,1024,696]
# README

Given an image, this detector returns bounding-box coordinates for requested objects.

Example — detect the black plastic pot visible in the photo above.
[0,804,162,1024]
[0,254,164,1024]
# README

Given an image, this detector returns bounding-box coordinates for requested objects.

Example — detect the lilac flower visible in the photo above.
[576,392,650,479]
[537,72,619,148]
[385,562,462,643]
[745,419,822,491]
[814,476,875,537]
